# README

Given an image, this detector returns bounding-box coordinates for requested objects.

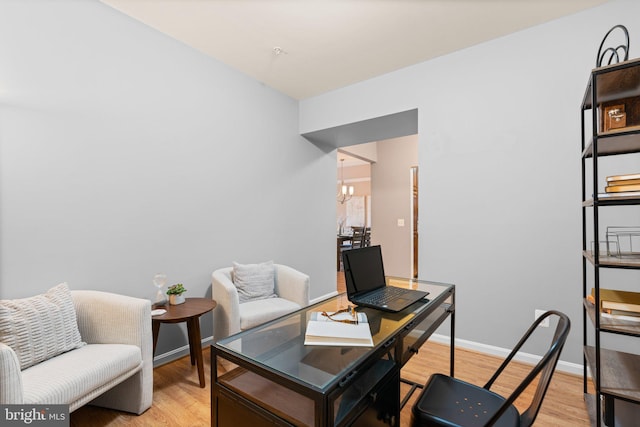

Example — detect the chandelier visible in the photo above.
[337,158,354,204]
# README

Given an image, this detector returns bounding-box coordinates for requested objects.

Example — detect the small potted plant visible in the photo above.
[166,283,187,305]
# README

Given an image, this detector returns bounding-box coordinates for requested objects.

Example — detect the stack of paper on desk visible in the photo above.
[304,312,373,347]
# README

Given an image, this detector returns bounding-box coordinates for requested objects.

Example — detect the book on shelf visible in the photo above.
[606,173,640,183]
[607,178,640,186]
[586,296,640,324]
[304,311,374,347]
[605,183,640,193]
[604,173,640,193]
[590,288,640,314]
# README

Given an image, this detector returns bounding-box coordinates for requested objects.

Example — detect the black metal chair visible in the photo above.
[411,310,570,427]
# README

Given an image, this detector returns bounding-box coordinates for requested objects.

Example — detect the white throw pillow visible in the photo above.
[0,282,85,370]
[232,261,277,303]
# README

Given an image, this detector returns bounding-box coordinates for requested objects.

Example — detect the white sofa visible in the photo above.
[212,263,310,340]
[0,288,153,414]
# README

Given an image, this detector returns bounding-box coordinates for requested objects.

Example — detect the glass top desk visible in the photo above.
[211,277,455,427]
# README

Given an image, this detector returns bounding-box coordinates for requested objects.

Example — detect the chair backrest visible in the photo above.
[484,310,571,427]
[363,227,371,247]
[351,227,366,248]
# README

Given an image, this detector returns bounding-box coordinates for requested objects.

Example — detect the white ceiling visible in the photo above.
[101,0,611,100]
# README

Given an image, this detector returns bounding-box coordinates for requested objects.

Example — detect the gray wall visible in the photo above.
[0,1,336,357]
[301,0,640,365]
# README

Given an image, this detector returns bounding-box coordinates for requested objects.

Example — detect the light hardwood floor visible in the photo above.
[70,274,590,426]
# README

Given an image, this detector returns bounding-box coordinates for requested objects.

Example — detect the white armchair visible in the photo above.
[212,264,310,340]
[0,287,152,414]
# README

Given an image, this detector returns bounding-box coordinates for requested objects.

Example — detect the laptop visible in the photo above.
[342,245,429,312]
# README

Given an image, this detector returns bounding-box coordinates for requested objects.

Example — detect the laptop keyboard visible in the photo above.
[359,286,406,305]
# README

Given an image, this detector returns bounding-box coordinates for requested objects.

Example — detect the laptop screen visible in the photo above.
[343,245,386,295]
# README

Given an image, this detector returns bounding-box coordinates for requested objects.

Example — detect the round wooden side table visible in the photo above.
[152,297,217,388]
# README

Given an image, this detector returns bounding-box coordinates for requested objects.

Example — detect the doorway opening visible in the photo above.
[301,109,419,281]
[336,135,418,278]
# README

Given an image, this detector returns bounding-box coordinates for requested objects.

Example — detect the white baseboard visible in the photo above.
[153,336,214,367]
[428,334,584,376]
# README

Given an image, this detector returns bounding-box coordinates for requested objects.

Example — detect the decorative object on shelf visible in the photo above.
[337,158,354,204]
[605,226,640,258]
[596,24,629,67]
[603,104,626,131]
[152,273,167,307]
[166,283,187,305]
[590,239,619,257]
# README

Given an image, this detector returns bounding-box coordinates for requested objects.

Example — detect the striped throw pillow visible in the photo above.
[0,283,85,370]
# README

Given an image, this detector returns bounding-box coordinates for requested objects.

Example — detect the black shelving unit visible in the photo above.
[581,58,640,426]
